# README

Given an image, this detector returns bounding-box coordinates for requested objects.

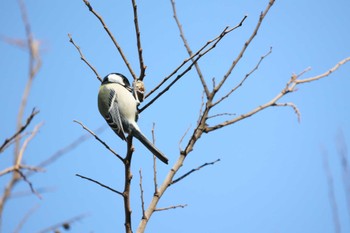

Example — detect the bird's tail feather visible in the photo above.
[130,125,168,164]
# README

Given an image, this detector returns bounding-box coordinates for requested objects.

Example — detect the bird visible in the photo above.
[97,73,168,164]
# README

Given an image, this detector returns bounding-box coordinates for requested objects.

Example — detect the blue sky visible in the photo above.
[1,0,350,232]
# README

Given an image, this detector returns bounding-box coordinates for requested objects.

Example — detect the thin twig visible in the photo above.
[171,159,220,185]
[17,169,42,199]
[207,113,236,120]
[73,120,124,161]
[139,21,247,113]
[296,57,350,84]
[0,108,38,153]
[82,0,137,80]
[151,123,158,193]
[273,102,301,122]
[214,0,275,93]
[213,47,272,106]
[131,0,146,80]
[76,174,123,196]
[144,15,247,100]
[68,33,101,82]
[154,204,188,212]
[139,169,146,219]
[170,0,209,97]
[206,57,350,133]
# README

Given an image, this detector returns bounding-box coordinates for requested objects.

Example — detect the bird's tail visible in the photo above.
[130,125,168,164]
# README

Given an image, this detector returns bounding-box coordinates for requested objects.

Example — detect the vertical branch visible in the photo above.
[82,0,137,80]
[123,136,134,233]
[15,0,42,158]
[214,0,275,93]
[170,0,210,97]
[151,123,158,193]
[0,0,42,223]
[131,0,146,80]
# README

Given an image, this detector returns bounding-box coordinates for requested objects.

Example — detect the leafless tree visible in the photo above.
[69,0,350,232]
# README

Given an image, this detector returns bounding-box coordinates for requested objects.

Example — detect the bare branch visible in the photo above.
[76,174,123,196]
[214,0,275,93]
[151,123,158,193]
[17,169,41,199]
[131,0,146,80]
[207,112,236,120]
[213,47,272,106]
[68,33,101,82]
[273,102,301,122]
[16,122,43,166]
[139,19,247,113]
[170,0,209,97]
[15,0,42,158]
[178,125,191,153]
[144,15,247,100]
[154,204,188,212]
[0,108,38,153]
[73,120,124,161]
[206,57,350,133]
[82,0,137,80]
[296,57,350,84]
[139,169,146,219]
[171,159,220,185]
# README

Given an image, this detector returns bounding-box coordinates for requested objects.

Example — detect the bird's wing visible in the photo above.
[105,89,127,141]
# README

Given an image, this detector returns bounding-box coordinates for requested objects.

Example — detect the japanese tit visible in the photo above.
[97,73,168,164]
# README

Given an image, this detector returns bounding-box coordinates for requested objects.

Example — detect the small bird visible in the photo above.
[97,73,168,164]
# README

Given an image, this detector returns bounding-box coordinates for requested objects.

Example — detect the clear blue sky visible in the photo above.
[1,0,350,232]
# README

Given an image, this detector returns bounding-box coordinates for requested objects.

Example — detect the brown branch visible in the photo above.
[273,102,301,122]
[213,47,272,106]
[123,136,134,233]
[139,169,146,219]
[144,15,247,100]
[170,0,209,97]
[214,0,275,94]
[206,57,350,133]
[68,33,101,82]
[151,123,158,193]
[17,169,42,199]
[82,0,137,80]
[171,159,220,185]
[73,120,123,161]
[0,108,38,153]
[76,174,123,196]
[139,20,246,113]
[15,0,42,159]
[131,0,146,80]
[154,204,187,212]
[296,57,350,84]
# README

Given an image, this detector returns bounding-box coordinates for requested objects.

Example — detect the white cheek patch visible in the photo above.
[108,74,124,85]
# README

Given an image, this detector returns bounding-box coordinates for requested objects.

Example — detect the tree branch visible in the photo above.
[68,33,101,82]
[73,120,123,161]
[76,174,123,196]
[82,0,137,80]
[0,108,38,153]
[131,0,146,80]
